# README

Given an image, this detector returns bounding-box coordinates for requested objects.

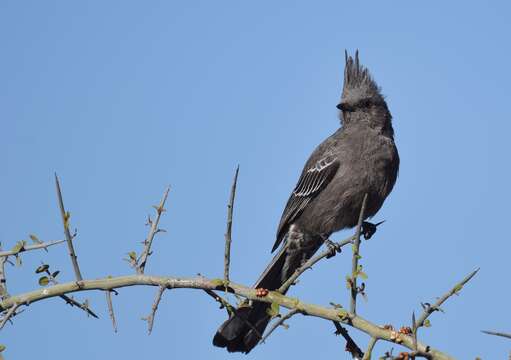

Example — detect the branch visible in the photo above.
[55,174,83,281]
[261,308,301,343]
[38,265,98,318]
[334,321,364,359]
[0,303,20,330]
[105,290,118,333]
[350,193,368,315]
[278,234,355,293]
[143,286,166,334]
[481,330,511,340]
[137,186,170,274]
[0,275,454,360]
[223,166,239,288]
[202,289,235,315]
[415,268,479,328]
[0,246,8,300]
[362,337,377,360]
[0,239,66,258]
[59,294,98,318]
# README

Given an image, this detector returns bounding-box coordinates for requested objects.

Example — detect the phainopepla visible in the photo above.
[213,51,399,353]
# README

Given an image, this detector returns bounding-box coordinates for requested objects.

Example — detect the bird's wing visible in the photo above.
[272,156,340,252]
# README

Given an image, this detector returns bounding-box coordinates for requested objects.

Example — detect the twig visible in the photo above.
[223,166,239,289]
[144,286,166,334]
[0,275,454,360]
[278,234,355,293]
[0,303,20,330]
[481,330,511,339]
[202,289,234,315]
[42,265,98,318]
[415,268,479,328]
[137,187,170,274]
[0,245,8,300]
[412,311,418,351]
[362,337,378,360]
[350,193,368,315]
[55,174,83,281]
[0,239,66,258]
[334,321,364,359]
[60,294,99,318]
[261,308,300,343]
[105,290,117,333]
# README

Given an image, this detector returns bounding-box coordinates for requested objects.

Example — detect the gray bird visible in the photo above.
[213,51,399,353]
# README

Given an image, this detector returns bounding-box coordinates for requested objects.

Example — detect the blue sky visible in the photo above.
[1,1,510,359]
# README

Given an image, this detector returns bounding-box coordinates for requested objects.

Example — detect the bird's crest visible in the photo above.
[341,50,382,103]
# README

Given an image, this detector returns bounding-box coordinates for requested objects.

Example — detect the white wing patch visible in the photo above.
[293,157,337,197]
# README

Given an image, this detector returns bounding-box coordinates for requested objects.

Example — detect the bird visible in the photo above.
[213,50,399,353]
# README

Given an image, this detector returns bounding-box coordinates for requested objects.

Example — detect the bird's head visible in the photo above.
[337,51,393,136]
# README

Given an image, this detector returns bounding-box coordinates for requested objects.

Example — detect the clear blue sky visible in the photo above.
[1,1,510,359]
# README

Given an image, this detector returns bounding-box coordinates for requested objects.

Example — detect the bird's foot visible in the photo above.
[325,239,342,258]
[361,221,385,240]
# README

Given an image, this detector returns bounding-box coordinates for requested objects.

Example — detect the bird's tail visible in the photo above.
[212,246,288,353]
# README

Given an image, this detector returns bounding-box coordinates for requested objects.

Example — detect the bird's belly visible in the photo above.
[296,161,394,236]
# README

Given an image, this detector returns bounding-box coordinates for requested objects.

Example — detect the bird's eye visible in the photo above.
[336,103,352,112]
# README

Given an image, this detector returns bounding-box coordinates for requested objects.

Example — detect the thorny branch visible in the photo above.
[201,288,235,315]
[481,330,511,340]
[0,246,8,300]
[415,268,479,329]
[333,321,364,359]
[137,186,170,274]
[105,290,118,333]
[44,267,99,318]
[143,286,166,334]
[0,274,454,359]
[261,308,301,343]
[55,174,83,281]
[0,239,66,258]
[350,193,368,315]
[0,303,20,331]
[278,234,355,293]
[223,166,239,289]
[362,337,377,360]
[0,176,484,360]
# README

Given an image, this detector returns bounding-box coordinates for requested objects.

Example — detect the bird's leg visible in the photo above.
[361,220,385,240]
[324,238,342,258]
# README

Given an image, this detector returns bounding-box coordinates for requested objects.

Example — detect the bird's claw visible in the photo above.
[325,239,341,258]
[361,220,385,240]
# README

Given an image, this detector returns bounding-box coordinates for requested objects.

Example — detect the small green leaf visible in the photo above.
[338,309,349,320]
[423,319,431,328]
[29,234,42,243]
[266,302,280,317]
[211,278,224,287]
[38,276,50,286]
[357,271,368,280]
[35,264,50,274]
[11,240,26,254]
[128,251,137,261]
[0,344,5,352]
